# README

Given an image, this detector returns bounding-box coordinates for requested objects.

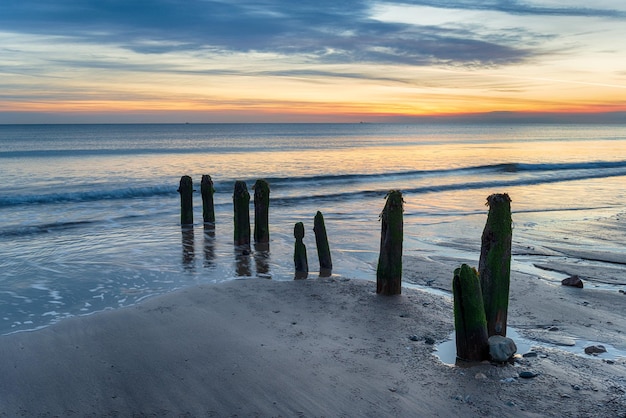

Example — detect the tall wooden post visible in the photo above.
[201,175,215,224]
[376,190,403,295]
[313,211,332,277]
[233,181,250,247]
[479,193,512,337]
[294,222,308,279]
[453,264,489,362]
[253,179,270,244]
[178,175,194,226]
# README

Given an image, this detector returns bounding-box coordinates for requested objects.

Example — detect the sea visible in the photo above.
[1,123,625,335]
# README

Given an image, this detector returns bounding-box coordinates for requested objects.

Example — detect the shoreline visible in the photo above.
[1,255,625,416]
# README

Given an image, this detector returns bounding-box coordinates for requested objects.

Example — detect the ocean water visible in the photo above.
[1,123,625,335]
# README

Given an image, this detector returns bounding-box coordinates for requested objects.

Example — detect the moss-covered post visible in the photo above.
[201,175,215,224]
[313,211,332,277]
[233,181,250,247]
[253,179,270,244]
[177,175,194,226]
[453,264,489,362]
[479,193,512,337]
[376,190,403,295]
[294,222,308,279]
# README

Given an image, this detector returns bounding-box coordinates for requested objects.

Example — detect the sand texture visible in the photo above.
[1,256,625,417]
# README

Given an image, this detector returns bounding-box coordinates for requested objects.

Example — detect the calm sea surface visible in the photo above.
[1,123,625,334]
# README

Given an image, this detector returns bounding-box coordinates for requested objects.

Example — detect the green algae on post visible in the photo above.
[233,180,251,247]
[293,222,308,279]
[376,190,403,295]
[313,211,332,277]
[479,193,512,337]
[453,264,489,362]
[201,175,215,224]
[177,175,194,226]
[253,179,270,244]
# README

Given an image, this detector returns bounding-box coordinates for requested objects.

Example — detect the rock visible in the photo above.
[584,345,607,355]
[488,335,517,362]
[519,371,539,379]
[409,335,419,341]
[522,351,538,358]
[561,275,584,288]
[424,336,435,345]
[474,373,487,380]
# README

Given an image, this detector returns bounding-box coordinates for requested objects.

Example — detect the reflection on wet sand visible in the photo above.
[203,223,215,268]
[181,226,195,271]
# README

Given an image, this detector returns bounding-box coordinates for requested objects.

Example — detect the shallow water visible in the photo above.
[1,123,625,334]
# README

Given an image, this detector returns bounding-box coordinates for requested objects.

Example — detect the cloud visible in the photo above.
[1,0,544,67]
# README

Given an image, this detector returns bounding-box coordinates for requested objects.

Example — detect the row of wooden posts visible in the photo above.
[177,175,332,279]
[179,175,512,362]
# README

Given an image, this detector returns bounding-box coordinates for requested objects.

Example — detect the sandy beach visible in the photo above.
[1,255,625,417]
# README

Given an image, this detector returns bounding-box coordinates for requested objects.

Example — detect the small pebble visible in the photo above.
[424,336,435,345]
[519,371,539,379]
[409,335,419,341]
[522,352,538,358]
[475,373,487,380]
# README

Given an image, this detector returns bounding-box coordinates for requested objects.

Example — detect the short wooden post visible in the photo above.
[233,181,251,247]
[253,179,270,244]
[201,175,215,224]
[294,222,308,279]
[178,175,194,226]
[376,190,403,295]
[313,211,332,277]
[453,264,489,362]
[478,193,512,337]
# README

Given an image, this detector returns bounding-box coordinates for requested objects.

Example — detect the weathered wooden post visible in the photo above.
[313,211,332,277]
[233,180,251,247]
[294,222,308,279]
[178,175,194,226]
[479,193,512,337]
[376,190,403,295]
[453,264,489,362]
[201,175,215,224]
[253,179,270,244]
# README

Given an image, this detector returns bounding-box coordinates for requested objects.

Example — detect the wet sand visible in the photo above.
[1,256,625,417]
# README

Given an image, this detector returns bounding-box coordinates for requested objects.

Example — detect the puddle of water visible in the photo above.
[434,327,626,366]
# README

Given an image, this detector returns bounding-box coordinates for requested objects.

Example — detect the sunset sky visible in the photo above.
[1,0,626,123]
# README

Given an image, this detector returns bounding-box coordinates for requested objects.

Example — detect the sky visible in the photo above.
[1,0,626,123]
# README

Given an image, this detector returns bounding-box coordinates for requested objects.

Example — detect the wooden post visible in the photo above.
[201,175,215,224]
[253,179,270,244]
[294,222,308,279]
[233,181,250,247]
[313,211,332,277]
[453,264,489,362]
[376,190,403,295]
[478,193,512,337]
[177,175,194,226]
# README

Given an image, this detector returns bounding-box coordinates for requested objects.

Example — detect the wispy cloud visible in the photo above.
[0,0,544,67]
